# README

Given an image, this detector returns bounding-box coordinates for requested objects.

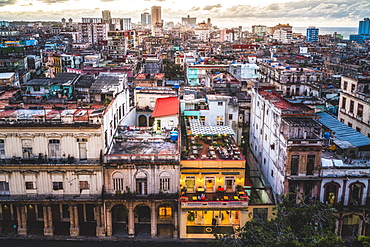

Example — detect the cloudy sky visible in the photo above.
[0,0,368,28]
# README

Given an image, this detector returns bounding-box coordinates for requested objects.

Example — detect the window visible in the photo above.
[216,116,223,126]
[225,176,235,191]
[136,172,147,195]
[33,86,41,91]
[291,155,299,175]
[22,139,33,159]
[0,139,4,158]
[349,100,354,113]
[340,118,345,123]
[325,183,338,205]
[25,182,35,189]
[343,81,348,91]
[349,183,364,206]
[356,127,361,133]
[77,138,88,142]
[79,181,89,190]
[185,176,195,192]
[200,116,205,125]
[158,205,172,219]
[228,114,233,120]
[112,172,124,192]
[357,104,363,118]
[48,139,61,158]
[351,84,356,93]
[271,170,274,177]
[218,102,223,106]
[0,181,9,194]
[348,122,352,127]
[53,182,63,190]
[160,173,170,192]
[341,97,346,109]
[306,155,315,175]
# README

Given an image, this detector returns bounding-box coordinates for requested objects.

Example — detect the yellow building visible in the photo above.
[179,118,274,238]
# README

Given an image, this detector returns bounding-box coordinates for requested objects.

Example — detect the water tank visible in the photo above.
[324,132,330,139]
[174,84,180,89]
[135,86,142,90]
[285,66,291,69]
[170,131,178,141]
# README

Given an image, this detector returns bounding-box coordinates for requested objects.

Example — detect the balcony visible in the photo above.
[0,193,101,202]
[0,157,101,166]
[181,200,248,209]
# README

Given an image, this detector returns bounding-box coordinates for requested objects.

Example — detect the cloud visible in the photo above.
[0,0,17,7]
[188,6,200,12]
[39,0,69,3]
[203,4,222,11]
[144,0,166,1]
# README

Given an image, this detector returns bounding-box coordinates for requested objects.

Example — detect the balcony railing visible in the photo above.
[181,200,248,208]
[0,193,102,201]
[105,154,179,164]
[0,157,101,166]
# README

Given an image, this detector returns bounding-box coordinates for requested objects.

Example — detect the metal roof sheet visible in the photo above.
[316,112,370,148]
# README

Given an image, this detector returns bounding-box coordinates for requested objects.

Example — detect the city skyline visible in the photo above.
[0,0,369,28]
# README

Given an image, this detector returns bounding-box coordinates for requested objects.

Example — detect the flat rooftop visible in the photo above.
[260,91,313,113]
[109,127,178,155]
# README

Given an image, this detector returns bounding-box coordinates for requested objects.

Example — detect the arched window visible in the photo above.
[112,172,124,193]
[136,171,147,195]
[349,182,365,206]
[324,182,340,205]
[159,172,171,192]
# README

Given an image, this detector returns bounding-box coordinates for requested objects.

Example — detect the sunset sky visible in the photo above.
[0,0,368,28]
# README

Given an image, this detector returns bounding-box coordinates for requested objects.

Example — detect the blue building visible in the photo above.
[359,18,370,35]
[350,18,370,43]
[306,26,319,42]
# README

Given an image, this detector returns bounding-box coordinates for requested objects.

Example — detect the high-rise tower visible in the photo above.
[359,18,370,35]
[151,6,161,26]
[102,10,111,23]
[141,12,151,25]
[306,26,319,42]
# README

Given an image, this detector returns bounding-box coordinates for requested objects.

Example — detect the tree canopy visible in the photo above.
[211,193,344,247]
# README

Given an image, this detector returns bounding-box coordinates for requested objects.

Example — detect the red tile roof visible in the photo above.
[151,97,179,118]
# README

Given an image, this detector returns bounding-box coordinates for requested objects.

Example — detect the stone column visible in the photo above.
[96,204,106,237]
[173,208,178,238]
[150,202,157,237]
[69,205,79,236]
[106,206,112,236]
[128,203,135,237]
[179,211,187,238]
[43,205,54,236]
[17,205,27,235]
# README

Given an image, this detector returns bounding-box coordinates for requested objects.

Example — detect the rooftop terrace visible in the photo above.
[106,126,179,163]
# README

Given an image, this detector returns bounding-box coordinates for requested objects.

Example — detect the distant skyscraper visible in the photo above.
[102,10,111,23]
[182,15,196,27]
[359,18,370,35]
[141,12,151,25]
[151,6,161,26]
[306,26,319,42]
[151,6,162,36]
[252,25,268,35]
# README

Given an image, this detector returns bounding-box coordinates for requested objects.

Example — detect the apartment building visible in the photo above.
[0,73,131,237]
[338,75,370,138]
[249,89,323,196]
